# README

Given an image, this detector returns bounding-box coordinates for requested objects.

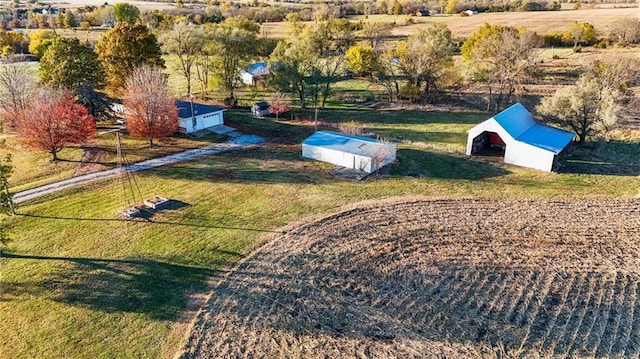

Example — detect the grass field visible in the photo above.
[2,107,640,357]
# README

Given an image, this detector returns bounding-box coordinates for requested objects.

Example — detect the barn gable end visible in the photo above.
[466,103,575,172]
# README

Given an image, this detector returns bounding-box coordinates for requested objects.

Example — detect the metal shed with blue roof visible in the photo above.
[302,131,396,174]
[240,62,269,85]
[466,103,575,172]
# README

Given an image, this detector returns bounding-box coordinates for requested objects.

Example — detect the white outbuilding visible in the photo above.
[176,100,225,134]
[240,62,269,86]
[466,103,575,172]
[302,131,396,174]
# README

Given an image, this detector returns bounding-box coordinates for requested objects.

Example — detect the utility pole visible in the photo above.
[314,105,318,132]
[189,93,196,130]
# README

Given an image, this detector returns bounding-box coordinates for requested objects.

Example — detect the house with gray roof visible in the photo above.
[176,100,225,134]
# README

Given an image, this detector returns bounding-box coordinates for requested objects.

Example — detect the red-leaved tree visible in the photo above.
[123,65,178,147]
[268,92,291,120]
[16,86,95,161]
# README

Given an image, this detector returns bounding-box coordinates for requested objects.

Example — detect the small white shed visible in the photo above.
[302,131,396,174]
[240,62,269,86]
[466,103,575,172]
[176,100,225,134]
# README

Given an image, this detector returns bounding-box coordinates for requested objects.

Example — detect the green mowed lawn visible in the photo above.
[2,108,640,357]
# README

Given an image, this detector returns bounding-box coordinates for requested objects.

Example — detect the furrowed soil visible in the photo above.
[178,197,640,358]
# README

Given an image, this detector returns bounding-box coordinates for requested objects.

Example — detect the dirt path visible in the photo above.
[178,197,640,358]
[13,130,264,204]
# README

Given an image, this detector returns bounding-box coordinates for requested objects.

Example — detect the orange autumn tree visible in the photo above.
[123,65,178,147]
[16,86,95,161]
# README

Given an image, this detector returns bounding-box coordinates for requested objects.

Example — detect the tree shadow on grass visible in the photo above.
[559,140,640,176]
[0,253,223,320]
[392,148,510,180]
[16,212,281,234]
[291,107,487,126]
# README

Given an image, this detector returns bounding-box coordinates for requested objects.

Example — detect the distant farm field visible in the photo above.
[262,7,640,39]
[180,197,640,358]
[392,7,640,37]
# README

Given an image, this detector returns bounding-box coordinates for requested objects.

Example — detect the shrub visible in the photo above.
[573,45,583,53]
[543,31,564,47]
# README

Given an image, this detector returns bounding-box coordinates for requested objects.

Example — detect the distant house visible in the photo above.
[302,131,396,174]
[240,62,269,86]
[176,100,225,134]
[466,103,575,172]
[251,101,271,117]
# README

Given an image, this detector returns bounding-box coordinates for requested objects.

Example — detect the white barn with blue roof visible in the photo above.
[176,100,225,134]
[240,62,269,85]
[466,103,575,172]
[302,131,396,174]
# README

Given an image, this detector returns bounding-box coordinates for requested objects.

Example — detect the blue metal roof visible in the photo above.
[243,62,269,77]
[493,103,536,139]
[175,100,225,119]
[303,131,380,147]
[493,103,575,154]
[517,124,576,154]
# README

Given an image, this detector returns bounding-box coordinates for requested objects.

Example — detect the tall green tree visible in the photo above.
[40,37,105,91]
[206,17,259,100]
[394,23,454,101]
[162,21,203,96]
[95,22,164,96]
[40,37,110,120]
[462,24,541,111]
[270,25,318,109]
[114,3,140,25]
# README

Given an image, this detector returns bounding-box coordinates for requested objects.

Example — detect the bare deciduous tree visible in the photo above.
[337,120,364,136]
[162,21,204,96]
[371,137,395,174]
[462,24,541,111]
[124,65,178,147]
[360,22,392,52]
[0,60,35,130]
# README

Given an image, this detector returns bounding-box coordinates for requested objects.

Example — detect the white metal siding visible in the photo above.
[178,112,223,134]
[467,118,556,172]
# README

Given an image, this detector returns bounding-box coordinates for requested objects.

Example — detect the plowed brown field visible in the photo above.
[178,198,640,358]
